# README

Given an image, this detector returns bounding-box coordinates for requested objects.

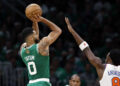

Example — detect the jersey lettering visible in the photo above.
[28,62,37,75]
[112,77,120,86]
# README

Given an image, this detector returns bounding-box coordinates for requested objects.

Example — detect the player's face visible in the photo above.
[69,77,81,86]
[26,33,35,43]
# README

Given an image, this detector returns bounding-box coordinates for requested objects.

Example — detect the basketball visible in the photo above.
[25,3,42,20]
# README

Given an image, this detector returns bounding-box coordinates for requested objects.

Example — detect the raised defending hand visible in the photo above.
[65,17,73,33]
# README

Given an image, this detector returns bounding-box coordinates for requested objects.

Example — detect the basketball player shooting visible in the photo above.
[65,17,120,86]
[20,5,62,86]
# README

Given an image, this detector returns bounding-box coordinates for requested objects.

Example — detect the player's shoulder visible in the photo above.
[106,64,113,67]
[106,64,120,68]
[41,37,49,41]
[105,64,115,69]
[20,43,27,51]
[20,43,26,49]
[19,43,26,56]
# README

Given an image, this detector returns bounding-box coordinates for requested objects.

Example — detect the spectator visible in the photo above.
[65,74,81,86]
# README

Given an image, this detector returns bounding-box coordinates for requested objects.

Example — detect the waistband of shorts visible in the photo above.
[29,78,49,83]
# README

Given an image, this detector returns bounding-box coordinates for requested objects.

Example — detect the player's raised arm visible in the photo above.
[39,17,62,46]
[32,22,39,40]
[65,17,105,79]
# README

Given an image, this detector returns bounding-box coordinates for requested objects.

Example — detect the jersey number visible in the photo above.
[112,77,120,86]
[28,62,37,75]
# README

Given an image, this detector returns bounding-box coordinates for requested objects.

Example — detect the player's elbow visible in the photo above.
[58,28,62,35]
[59,29,62,34]
[88,55,99,63]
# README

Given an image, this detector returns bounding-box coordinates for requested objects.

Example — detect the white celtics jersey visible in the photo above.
[100,64,120,86]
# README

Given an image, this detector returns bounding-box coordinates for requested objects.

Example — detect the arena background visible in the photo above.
[0,0,120,86]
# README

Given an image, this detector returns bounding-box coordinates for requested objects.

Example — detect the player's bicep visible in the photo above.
[38,31,60,49]
[38,37,49,48]
[37,37,49,55]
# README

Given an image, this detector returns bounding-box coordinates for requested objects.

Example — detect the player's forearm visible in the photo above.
[70,28,84,45]
[70,28,92,54]
[70,27,99,66]
[32,22,39,39]
[41,17,62,33]
[66,18,103,69]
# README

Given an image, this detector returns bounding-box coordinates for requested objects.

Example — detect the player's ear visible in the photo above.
[106,52,110,58]
[106,53,112,64]
[105,54,108,62]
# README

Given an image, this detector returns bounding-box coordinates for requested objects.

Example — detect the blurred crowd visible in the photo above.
[0,0,120,86]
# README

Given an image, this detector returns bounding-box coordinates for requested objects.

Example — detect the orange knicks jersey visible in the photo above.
[100,64,120,86]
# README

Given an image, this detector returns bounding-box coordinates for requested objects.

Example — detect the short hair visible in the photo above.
[70,74,80,80]
[109,49,120,66]
[21,27,33,41]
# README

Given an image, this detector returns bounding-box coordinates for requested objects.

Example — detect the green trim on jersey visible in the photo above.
[21,44,50,80]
